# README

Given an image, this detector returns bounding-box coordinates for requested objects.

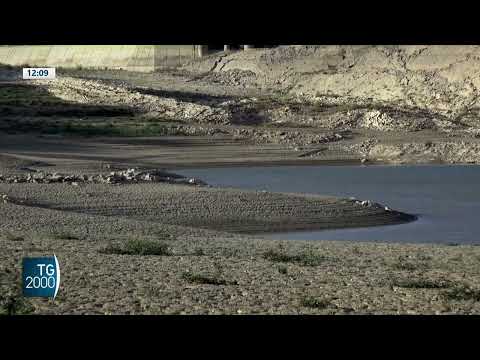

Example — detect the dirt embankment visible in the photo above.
[3,46,480,165]
[185,45,480,123]
[180,46,480,164]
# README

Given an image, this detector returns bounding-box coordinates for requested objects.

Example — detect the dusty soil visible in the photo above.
[2,219,480,315]
[0,155,427,315]
[1,46,480,314]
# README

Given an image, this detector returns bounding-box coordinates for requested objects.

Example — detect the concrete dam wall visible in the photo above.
[0,45,198,72]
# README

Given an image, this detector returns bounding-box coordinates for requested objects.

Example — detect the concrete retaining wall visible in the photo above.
[0,45,197,72]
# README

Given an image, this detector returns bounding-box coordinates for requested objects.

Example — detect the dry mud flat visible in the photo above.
[0,165,479,315]
[0,180,414,235]
[0,160,479,315]
[2,220,480,315]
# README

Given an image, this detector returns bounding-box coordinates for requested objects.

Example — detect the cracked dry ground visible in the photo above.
[1,179,480,315]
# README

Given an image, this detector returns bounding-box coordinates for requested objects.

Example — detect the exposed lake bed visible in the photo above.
[3,44,480,314]
[3,157,480,314]
[176,164,480,245]
[3,149,480,315]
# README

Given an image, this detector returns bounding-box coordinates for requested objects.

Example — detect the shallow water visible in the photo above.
[175,165,480,244]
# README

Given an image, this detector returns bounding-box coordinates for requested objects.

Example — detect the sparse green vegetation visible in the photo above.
[39,121,184,137]
[193,248,206,256]
[392,278,452,289]
[50,231,79,240]
[0,83,135,118]
[301,296,331,309]
[0,82,197,138]
[182,272,237,286]
[0,294,35,315]
[0,117,191,137]
[442,285,480,302]
[278,265,288,275]
[263,249,328,266]
[0,64,16,71]
[391,261,428,271]
[100,239,172,256]
[390,254,432,271]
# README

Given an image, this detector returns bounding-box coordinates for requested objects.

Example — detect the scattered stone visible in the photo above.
[347,140,480,164]
[0,168,208,186]
[351,198,389,210]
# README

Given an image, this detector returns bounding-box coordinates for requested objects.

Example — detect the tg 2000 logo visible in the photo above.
[22,255,61,298]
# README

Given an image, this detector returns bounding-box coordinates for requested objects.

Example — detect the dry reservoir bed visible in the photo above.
[1,177,480,315]
[0,181,414,234]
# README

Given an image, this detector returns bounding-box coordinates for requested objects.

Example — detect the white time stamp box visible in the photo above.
[23,67,56,80]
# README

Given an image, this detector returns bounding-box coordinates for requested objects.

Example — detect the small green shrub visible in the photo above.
[182,272,237,286]
[50,231,79,240]
[301,296,331,309]
[391,261,426,271]
[263,249,327,267]
[100,239,172,256]
[193,248,205,256]
[278,265,288,275]
[0,295,35,315]
[442,285,480,302]
[392,278,452,289]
